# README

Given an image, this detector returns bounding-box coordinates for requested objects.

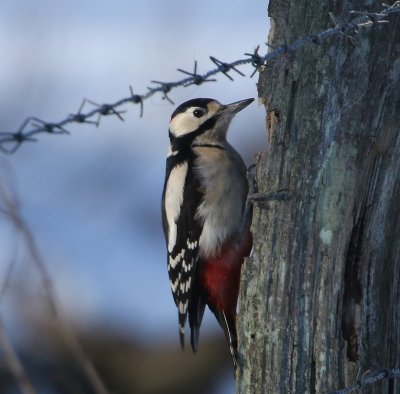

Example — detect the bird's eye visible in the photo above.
[193,109,205,118]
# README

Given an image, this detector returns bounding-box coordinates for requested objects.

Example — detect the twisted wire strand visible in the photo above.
[1,1,399,154]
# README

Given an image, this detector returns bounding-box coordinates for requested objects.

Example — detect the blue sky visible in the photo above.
[0,1,269,390]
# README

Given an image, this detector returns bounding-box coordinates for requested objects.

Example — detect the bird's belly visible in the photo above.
[197,183,245,257]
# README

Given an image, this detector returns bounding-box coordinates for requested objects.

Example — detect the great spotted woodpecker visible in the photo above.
[161,97,253,367]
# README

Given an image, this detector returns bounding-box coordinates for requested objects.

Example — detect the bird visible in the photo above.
[161,97,254,368]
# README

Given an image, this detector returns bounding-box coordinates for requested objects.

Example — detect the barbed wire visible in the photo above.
[0,1,399,154]
[331,367,400,394]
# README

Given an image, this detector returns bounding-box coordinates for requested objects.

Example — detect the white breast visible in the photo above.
[193,145,247,257]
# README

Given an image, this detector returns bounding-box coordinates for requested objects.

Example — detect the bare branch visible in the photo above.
[0,316,36,394]
[0,168,109,394]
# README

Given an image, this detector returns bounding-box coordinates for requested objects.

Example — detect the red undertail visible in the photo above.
[200,229,252,366]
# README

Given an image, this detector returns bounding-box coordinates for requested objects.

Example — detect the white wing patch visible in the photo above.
[182,259,193,273]
[187,240,198,250]
[170,276,180,292]
[179,300,188,313]
[169,249,185,269]
[184,277,191,292]
[163,156,202,347]
[164,161,188,252]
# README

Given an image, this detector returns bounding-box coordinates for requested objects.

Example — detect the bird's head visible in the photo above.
[168,98,254,147]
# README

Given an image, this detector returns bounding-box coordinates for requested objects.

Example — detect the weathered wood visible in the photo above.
[237,1,400,393]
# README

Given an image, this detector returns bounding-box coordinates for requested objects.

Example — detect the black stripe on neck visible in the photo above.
[169,116,217,152]
[192,143,225,150]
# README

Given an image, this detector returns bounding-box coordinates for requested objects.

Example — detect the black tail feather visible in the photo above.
[220,310,238,369]
[188,294,206,353]
[210,307,238,369]
[179,312,186,349]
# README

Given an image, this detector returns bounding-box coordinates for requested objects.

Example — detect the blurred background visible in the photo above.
[0,1,269,393]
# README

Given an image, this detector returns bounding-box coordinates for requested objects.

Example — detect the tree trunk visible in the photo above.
[237,1,400,393]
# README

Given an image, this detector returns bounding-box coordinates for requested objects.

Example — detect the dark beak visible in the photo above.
[221,98,254,115]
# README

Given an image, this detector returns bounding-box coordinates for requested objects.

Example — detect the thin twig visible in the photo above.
[0,172,109,394]
[0,316,36,394]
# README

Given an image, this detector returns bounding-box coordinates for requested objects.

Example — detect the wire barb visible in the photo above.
[68,100,97,125]
[30,118,70,135]
[244,45,264,77]
[1,1,400,153]
[0,118,38,154]
[209,56,245,81]
[85,100,126,126]
[128,87,144,117]
[330,368,400,394]
[149,80,175,104]
[177,61,217,86]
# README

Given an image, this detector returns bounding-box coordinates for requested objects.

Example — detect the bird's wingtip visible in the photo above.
[179,326,185,349]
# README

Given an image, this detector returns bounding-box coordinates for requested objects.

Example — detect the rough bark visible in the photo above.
[237,1,400,393]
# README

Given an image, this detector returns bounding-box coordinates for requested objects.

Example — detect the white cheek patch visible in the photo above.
[169,108,214,137]
[169,112,200,137]
[164,161,188,252]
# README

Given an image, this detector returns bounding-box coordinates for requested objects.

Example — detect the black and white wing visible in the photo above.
[162,157,203,348]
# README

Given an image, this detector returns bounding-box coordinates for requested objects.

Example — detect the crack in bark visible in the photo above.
[310,354,316,394]
[341,211,364,362]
